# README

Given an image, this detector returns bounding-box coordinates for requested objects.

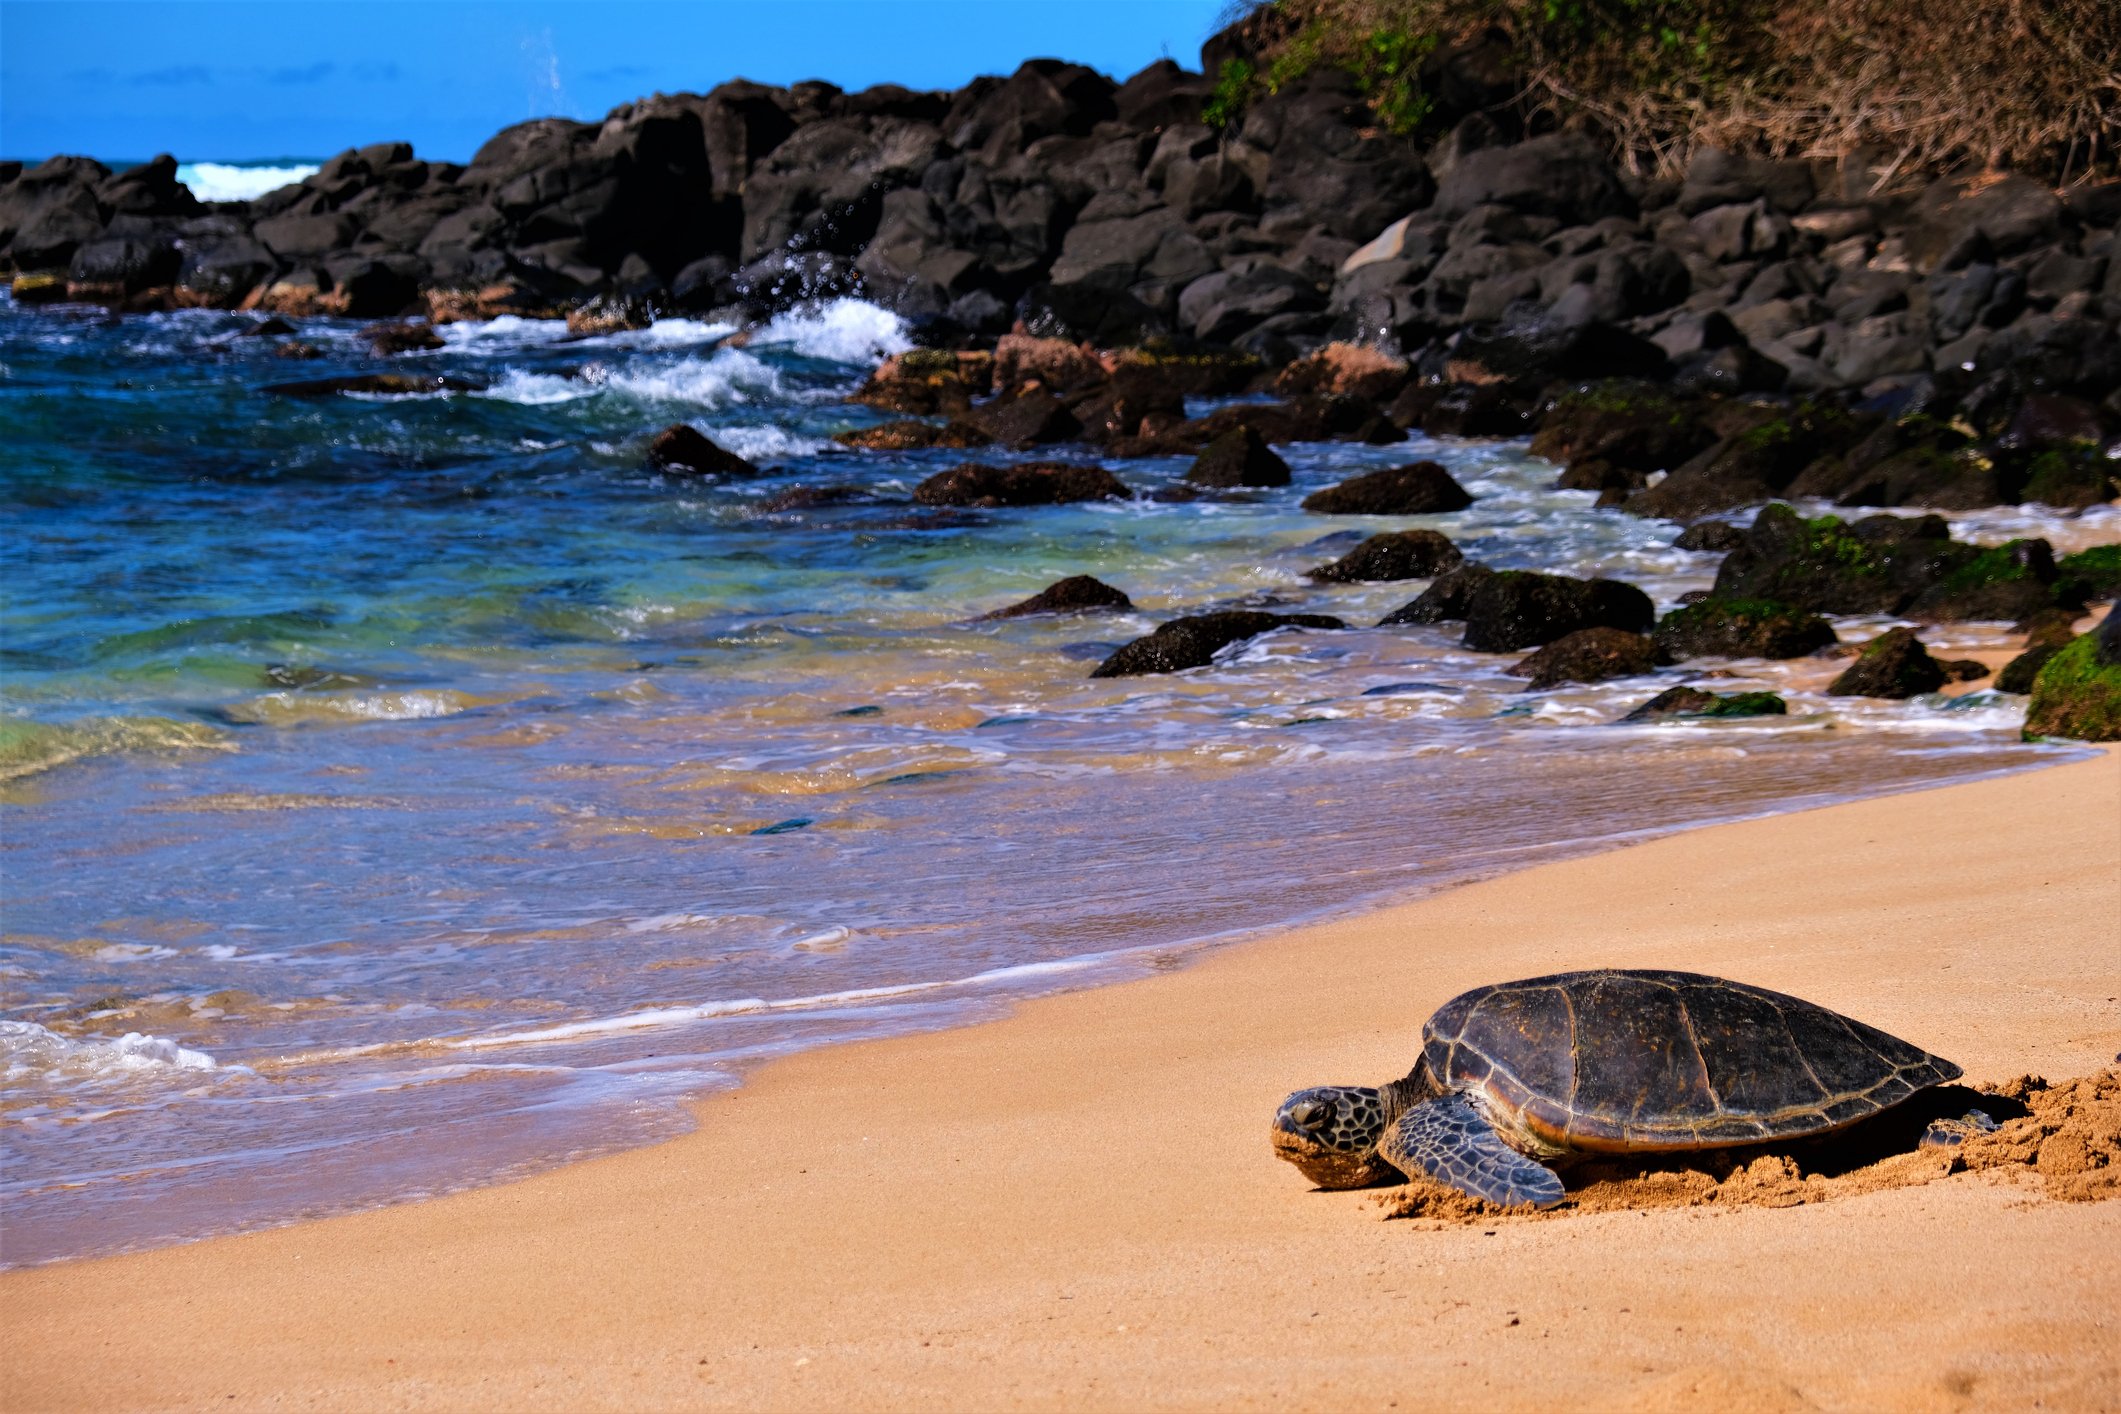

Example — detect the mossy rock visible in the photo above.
[1528,380,1711,472]
[1716,503,2073,621]
[1653,597,1836,661]
[2012,446,2117,511]
[1619,686,1787,722]
[2023,621,2121,741]
[2056,545,2121,600]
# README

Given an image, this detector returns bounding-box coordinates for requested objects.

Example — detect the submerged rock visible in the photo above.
[912,461,1131,507]
[362,320,443,356]
[1091,610,1345,678]
[1305,530,1462,583]
[1185,426,1291,488]
[1301,461,1472,515]
[1619,686,1789,722]
[981,575,1133,619]
[1460,571,1656,653]
[261,373,484,397]
[1826,627,1947,698]
[1653,598,1838,661]
[2023,607,2121,740]
[649,424,760,477]
[1510,628,1664,689]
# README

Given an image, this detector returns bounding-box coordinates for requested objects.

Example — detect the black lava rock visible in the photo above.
[1652,599,1838,661]
[1826,627,1948,698]
[1301,461,1473,515]
[1510,628,1664,689]
[648,424,760,477]
[1460,571,1657,653]
[981,575,1133,619]
[1305,530,1463,583]
[1185,426,1291,488]
[1378,562,1496,626]
[912,461,1132,507]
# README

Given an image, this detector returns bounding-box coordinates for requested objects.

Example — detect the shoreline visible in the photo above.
[3,746,2114,1411]
[0,737,2073,1273]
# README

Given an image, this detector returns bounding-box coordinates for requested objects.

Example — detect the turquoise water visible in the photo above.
[0,295,2103,1266]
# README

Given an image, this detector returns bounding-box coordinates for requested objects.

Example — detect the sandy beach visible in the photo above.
[4,747,2117,1412]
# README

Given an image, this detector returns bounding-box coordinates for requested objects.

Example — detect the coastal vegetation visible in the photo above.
[1207,0,2121,180]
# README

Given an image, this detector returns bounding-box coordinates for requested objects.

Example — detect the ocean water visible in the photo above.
[1,294,2109,1268]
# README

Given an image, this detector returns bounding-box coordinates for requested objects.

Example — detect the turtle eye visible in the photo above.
[1289,1100,1329,1129]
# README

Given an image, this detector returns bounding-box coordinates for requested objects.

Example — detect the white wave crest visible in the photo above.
[713,424,830,461]
[603,348,784,405]
[175,162,319,203]
[1,1020,226,1085]
[750,298,912,364]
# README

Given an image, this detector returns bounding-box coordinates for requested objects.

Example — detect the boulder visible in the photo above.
[1378,562,1495,626]
[1460,571,1657,653]
[981,575,1133,620]
[1305,530,1463,582]
[1826,628,1947,698]
[991,333,1108,394]
[1185,426,1290,488]
[912,461,1131,507]
[2056,546,2121,601]
[1432,134,1632,225]
[1510,628,1663,689]
[2023,608,2121,741]
[648,424,759,477]
[1528,381,1716,476]
[962,387,1081,447]
[1091,610,1346,678]
[1301,461,1472,514]
[1652,599,1838,660]
[1710,503,2074,621]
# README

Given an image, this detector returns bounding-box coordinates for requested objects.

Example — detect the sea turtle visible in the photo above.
[1271,968,1961,1208]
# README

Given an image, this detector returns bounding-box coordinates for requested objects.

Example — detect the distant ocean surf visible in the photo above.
[174,160,321,203]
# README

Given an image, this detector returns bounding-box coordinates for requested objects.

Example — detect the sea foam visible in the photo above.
[1,1020,226,1085]
[175,162,320,203]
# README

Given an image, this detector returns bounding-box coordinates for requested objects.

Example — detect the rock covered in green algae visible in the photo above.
[1653,598,1838,661]
[1711,503,2080,622]
[1619,687,1788,723]
[2023,607,2121,741]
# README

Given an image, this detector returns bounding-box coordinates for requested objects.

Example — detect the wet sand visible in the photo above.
[4,748,2117,1412]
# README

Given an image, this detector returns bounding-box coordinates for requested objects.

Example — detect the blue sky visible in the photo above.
[1,0,1232,162]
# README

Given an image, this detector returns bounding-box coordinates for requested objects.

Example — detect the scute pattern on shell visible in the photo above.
[1422,969,1962,1153]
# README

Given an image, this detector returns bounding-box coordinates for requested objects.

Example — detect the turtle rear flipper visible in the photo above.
[1380,1096,1565,1209]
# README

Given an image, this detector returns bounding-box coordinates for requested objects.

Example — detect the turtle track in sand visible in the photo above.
[1377,1071,2120,1224]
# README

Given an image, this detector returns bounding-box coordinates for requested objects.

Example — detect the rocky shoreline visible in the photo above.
[4,23,2118,734]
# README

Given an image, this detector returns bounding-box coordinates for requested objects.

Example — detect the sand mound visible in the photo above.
[1380,1070,2119,1223]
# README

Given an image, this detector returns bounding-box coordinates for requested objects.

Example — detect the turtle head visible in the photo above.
[1271,1085,1396,1189]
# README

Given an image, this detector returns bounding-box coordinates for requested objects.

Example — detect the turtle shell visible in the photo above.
[1421,969,1962,1153]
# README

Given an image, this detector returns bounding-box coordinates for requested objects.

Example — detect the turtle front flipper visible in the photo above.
[1379,1096,1565,1209]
